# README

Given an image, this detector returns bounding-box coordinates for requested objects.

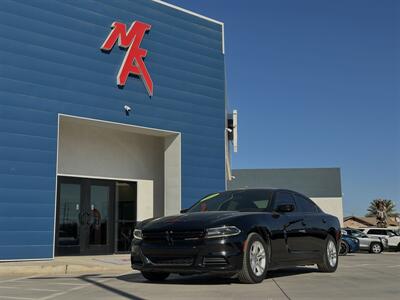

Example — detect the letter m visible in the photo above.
[101,21,153,96]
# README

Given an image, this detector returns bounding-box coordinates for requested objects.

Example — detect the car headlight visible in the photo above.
[205,226,241,239]
[133,229,143,240]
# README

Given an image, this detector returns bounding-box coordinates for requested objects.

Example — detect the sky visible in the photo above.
[166,0,400,216]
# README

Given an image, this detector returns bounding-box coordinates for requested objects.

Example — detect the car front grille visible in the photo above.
[142,230,205,242]
[147,256,194,266]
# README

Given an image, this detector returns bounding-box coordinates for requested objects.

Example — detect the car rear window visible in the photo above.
[293,194,319,213]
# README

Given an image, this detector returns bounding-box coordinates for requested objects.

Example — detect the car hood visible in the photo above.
[140,211,247,232]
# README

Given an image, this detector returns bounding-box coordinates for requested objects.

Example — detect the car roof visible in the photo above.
[226,188,304,194]
[362,227,391,230]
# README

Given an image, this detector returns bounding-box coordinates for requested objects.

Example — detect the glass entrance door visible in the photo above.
[115,182,137,252]
[56,180,82,255]
[56,177,115,255]
[83,181,114,254]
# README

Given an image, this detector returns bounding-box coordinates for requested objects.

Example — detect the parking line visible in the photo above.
[0,286,60,292]
[43,282,88,286]
[0,276,35,284]
[0,296,35,300]
[37,274,128,300]
[38,284,91,300]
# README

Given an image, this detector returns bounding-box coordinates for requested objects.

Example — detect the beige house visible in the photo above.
[343,216,399,228]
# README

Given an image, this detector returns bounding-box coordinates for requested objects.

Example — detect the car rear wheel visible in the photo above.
[369,242,382,254]
[141,271,170,282]
[317,235,338,272]
[339,241,349,256]
[237,232,269,284]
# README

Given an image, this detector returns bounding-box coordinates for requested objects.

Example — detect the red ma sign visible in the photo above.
[101,21,153,96]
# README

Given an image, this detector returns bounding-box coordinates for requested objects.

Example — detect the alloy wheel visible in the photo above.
[327,240,337,267]
[249,240,266,276]
[372,244,381,253]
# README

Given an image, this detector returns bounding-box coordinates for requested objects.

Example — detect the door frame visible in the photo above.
[55,176,116,255]
[55,176,83,256]
[114,181,138,254]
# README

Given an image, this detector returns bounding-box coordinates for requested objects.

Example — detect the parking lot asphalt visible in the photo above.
[0,252,399,300]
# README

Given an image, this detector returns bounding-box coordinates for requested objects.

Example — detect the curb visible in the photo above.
[0,264,132,276]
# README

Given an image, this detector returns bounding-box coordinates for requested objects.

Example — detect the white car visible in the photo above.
[360,228,400,251]
[343,228,388,253]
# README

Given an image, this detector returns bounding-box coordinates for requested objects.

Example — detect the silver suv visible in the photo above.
[343,228,388,253]
[360,228,400,251]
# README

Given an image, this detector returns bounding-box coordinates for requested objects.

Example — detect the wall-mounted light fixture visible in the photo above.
[124,105,132,116]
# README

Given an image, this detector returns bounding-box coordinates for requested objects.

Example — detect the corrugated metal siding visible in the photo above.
[0,0,226,260]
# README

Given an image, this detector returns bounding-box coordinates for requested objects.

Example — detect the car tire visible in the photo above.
[317,235,338,272]
[237,232,269,284]
[339,241,349,256]
[369,242,382,254]
[141,271,170,282]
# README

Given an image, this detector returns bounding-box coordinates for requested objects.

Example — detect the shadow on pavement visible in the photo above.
[117,266,317,285]
[118,273,236,285]
[267,267,317,278]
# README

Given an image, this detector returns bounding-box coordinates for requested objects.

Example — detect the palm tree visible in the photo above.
[365,199,399,217]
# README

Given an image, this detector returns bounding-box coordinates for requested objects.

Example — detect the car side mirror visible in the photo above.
[180,208,188,214]
[276,204,294,213]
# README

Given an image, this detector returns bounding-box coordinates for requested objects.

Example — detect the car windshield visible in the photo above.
[187,190,271,213]
[348,229,365,238]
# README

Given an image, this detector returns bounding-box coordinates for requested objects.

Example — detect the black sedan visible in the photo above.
[131,189,341,283]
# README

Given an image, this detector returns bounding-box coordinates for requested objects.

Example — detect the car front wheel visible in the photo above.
[238,232,269,284]
[339,241,349,256]
[318,235,338,272]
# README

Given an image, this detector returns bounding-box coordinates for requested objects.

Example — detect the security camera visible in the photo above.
[124,105,131,112]
[226,128,233,133]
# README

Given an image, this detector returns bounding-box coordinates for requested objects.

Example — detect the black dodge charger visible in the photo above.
[131,189,341,283]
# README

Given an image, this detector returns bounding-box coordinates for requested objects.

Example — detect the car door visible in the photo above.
[293,193,323,256]
[367,229,396,247]
[272,191,307,260]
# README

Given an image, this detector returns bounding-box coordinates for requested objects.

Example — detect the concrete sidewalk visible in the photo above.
[0,254,132,276]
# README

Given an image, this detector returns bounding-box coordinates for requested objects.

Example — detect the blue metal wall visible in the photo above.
[0,0,226,260]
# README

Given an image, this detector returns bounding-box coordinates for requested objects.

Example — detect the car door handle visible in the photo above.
[301,222,306,226]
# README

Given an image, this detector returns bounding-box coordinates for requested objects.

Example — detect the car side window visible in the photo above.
[293,194,318,213]
[368,229,386,235]
[218,190,271,212]
[273,191,296,212]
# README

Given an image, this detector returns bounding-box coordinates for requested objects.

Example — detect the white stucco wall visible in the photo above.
[57,115,181,218]
[311,197,343,226]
